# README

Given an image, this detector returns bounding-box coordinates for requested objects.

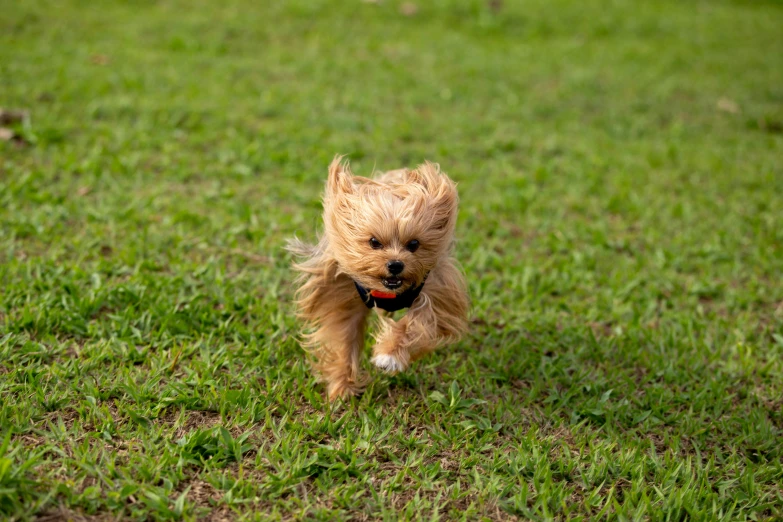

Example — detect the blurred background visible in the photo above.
[2,0,781,328]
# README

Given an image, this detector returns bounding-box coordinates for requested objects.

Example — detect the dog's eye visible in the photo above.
[406,239,420,253]
[369,237,383,250]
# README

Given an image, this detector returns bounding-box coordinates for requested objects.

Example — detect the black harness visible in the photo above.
[354,277,427,312]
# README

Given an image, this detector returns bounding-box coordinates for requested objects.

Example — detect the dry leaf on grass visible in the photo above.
[0,108,31,145]
[488,0,503,12]
[91,54,110,65]
[716,97,740,114]
[0,127,28,144]
[0,108,28,125]
[400,2,417,16]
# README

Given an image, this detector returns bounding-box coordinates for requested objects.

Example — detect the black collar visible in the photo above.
[354,276,427,312]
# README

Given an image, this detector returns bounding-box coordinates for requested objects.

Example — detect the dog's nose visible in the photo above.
[387,260,404,275]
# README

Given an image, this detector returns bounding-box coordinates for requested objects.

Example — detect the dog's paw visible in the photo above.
[327,379,364,402]
[371,353,407,374]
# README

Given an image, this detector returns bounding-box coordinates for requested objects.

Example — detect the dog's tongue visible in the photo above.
[370,290,397,299]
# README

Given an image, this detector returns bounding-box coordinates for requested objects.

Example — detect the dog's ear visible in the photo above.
[413,162,458,231]
[326,155,354,195]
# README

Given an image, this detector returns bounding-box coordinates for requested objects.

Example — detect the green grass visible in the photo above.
[1,0,782,519]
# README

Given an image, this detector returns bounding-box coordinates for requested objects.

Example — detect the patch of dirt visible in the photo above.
[159,409,224,439]
[648,432,667,454]
[588,321,614,338]
[12,432,48,449]
[35,506,117,522]
[157,409,274,445]
[186,479,222,508]
[438,452,460,473]
[756,117,783,134]
[629,366,651,388]
[549,426,578,449]
[470,316,508,334]
[199,505,240,522]
[386,489,513,521]
[175,473,275,521]
[39,407,81,433]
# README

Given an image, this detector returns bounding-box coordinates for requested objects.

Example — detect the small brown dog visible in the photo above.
[288,156,469,400]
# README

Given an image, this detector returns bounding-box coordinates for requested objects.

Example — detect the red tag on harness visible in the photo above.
[370,290,397,299]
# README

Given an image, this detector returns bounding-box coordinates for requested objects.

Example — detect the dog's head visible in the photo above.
[322,156,458,294]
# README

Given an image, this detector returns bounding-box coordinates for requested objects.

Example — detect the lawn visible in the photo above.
[1,0,782,520]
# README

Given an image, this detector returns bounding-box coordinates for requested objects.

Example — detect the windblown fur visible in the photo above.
[288,156,469,400]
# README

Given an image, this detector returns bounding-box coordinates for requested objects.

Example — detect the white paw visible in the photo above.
[371,353,406,374]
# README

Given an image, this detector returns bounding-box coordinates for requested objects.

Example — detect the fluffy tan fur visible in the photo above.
[288,156,469,400]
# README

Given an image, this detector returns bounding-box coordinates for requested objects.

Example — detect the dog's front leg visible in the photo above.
[299,273,370,400]
[371,265,468,373]
[370,305,436,373]
[314,304,368,400]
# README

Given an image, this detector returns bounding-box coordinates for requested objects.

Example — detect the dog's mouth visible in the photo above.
[382,276,404,290]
